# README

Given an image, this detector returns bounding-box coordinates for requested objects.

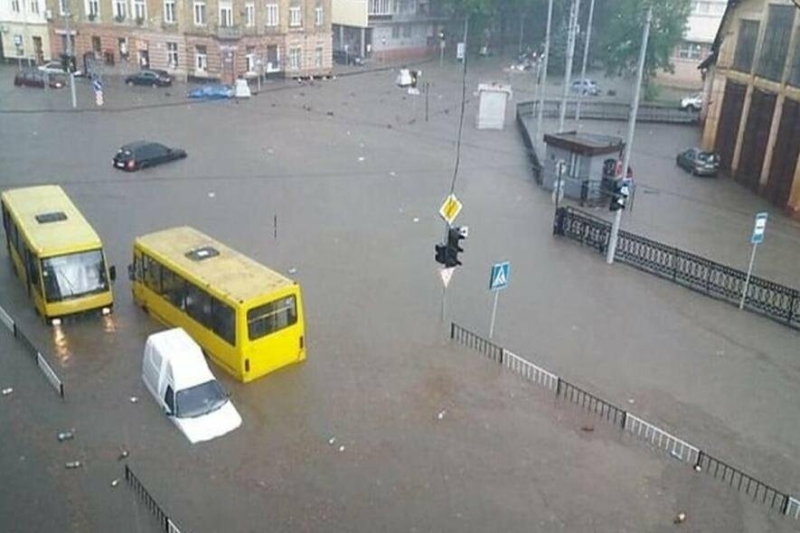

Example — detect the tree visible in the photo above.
[594,0,691,78]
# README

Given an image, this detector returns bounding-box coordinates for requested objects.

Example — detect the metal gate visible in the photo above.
[765,97,800,208]
[737,88,776,191]
[715,81,747,173]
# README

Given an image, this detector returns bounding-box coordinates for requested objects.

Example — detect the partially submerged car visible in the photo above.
[143,328,242,444]
[676,148,720,177]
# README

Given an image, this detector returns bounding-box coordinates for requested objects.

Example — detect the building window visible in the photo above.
[289,46,301,70]
[87,0,98,17]
[391,25,399,39]
[246,47,256,72]
[402,24,411,38]
[790,35,800,87]
[733,20,758,74]
[163,0,175,22]
[315,5,323,26]
[167,42,178,67]
[133,0,145,20]
[396,0,415,14]
[289,5,301,27]
[11,0,20,13]
[314,46,323,67]
[193,0,205,25]
[677,41,703,60]
[113,0,126,19]
[368,0,391,16]
[195,45,207,70]
[245,3,255,26]
[755,5,794,82]
[219,2,232,27]
[30,0,39,14]
[265,3,278,26]
[59,0,69,15]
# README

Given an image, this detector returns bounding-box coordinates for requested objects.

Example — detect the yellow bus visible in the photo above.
[1,185,116,324]
[128,226,306,383]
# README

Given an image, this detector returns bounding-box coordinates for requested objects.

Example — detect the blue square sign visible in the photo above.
[489,262,510,291]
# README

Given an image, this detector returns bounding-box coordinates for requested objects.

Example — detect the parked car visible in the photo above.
[113,141,187,171]
[332,50,365,66]
[37,60,84,77]
[676,148,720,177]
[187,83,234,100]
[680,93,703,111]
[142,328,242,444]
[124,69,172,87]
[570,78,600,96]
[14,69,66,89]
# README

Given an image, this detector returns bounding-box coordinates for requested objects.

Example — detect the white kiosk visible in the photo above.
[476,83,513,130]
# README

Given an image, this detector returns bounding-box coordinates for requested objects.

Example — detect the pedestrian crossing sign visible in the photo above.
[489,261,510,291]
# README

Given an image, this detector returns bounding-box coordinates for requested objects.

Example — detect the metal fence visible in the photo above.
[0,303,65,398]
[553,207,800,331]
[125,465,184,533]
[516,99,700,124]
[449,321,799,522]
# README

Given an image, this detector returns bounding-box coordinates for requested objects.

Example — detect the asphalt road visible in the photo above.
[0,59,799,532]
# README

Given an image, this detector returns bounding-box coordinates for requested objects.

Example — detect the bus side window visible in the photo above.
[144,255,161,292]
[161,267,186,309]
[26,248,40,288]
[185,283,211,327]
[210,298,236,346]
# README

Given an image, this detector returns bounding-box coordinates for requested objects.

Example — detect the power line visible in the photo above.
[448,15,469,196]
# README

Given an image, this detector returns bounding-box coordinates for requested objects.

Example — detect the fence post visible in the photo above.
[781,494,790,515]
[695,450,704,471]
[672,247,679,282]
[555,377,562,397]
[450,322,455,339]
[620,410,627,430]
[788,293,797,325]
[498,346,504,364]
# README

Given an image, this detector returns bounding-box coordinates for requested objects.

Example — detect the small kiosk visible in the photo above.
[476,83,513,130]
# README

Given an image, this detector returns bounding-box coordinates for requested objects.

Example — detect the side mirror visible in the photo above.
[109,265,117,282]
[127,264,134,281]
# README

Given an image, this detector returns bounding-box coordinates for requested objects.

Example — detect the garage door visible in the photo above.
[715,81,747,173]
[765,97,800,208]
[737,88,776,191]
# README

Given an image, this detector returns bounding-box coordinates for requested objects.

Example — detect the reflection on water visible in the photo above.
[103,315,117,334]
[52,324,71,367]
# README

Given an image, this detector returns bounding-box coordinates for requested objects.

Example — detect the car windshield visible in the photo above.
[41,249,108,302]
[697,152,718,163]
[175,380,228,418]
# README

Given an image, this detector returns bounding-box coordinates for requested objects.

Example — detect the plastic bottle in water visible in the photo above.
[65,461,82,469]
[57,431,75,442]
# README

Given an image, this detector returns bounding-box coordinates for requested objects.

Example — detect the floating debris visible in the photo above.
[57,430,75,442]
[580,426,594,433]
[674,512,686,524]
[208,192,216,198]
[413,217,419,223]
[288,267,297,275]
[118,449,130,461]
[328,437,336,445]
[129,396,138,403]
[436,410,447,420]
[65,461,82,469]
[338,445,345,452]
[1,388,13,396]
[111,479,119,488]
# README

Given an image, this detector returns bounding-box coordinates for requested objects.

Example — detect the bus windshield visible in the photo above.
[41,249,108,302]
[176,380,228,418]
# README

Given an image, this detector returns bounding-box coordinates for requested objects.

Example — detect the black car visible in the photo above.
[332,50,364,66]
[124,69,172,87]
[113,141,187,171]
[676,148,720,177]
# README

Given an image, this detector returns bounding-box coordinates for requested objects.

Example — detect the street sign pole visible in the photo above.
[488,290,500,339]
[740,212,768,310]
[739,243,758,310]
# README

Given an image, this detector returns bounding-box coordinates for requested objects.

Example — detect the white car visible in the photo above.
[142,328,242,444]
[37,60,83,78]
[680,93,703,111]
[570,78,600,96]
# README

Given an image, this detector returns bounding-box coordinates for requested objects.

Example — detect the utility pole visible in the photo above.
[536,0,554,144]
[558,0,580,132]
[518,11,527,55]
[606,6,652,265]
[575,0,595,123]
[64,3,77,109]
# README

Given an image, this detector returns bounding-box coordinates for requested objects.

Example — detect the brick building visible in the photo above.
[701,0,800,218]
[45,0,331,81]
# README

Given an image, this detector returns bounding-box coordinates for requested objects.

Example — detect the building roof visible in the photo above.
[543,131,625,157]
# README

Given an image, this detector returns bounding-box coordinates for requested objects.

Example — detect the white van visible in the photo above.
[143,328,242,444]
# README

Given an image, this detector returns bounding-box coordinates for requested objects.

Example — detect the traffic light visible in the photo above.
[609,179,630,211]
[60,54,77,73]
[434,226,466,268]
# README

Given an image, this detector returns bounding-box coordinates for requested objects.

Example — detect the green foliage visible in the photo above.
[594,0,691,78]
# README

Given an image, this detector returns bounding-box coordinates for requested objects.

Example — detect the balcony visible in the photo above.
[215,24,242,39]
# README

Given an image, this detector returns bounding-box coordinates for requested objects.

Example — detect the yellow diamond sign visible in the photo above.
[438,194,463,225]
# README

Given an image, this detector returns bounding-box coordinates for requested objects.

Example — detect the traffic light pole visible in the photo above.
[606,6,651,265]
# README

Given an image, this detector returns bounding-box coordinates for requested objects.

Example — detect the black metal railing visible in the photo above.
[449,322,799,522]
[557,378,627,428]
[554,207,800,330]
[125,465,181,532]
[517,100,700,124]
[450,322,503,363]
[695,451,790,513]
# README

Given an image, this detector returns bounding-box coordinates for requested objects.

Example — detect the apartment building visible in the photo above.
[0,0,52,63]
[701,0,800,217]
[45,0,331,81]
